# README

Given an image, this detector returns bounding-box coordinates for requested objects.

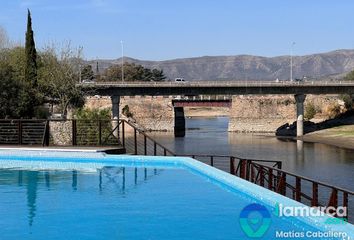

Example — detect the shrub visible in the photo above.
[304,102,317,120]
[122,105,133,118]
[73,108,116,145]
[325,103,342,119]
[340,94,353,110]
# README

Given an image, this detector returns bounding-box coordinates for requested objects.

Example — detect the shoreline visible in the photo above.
[298,125,354,150]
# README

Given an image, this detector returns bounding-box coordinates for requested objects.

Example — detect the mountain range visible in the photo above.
[87,49,354,81]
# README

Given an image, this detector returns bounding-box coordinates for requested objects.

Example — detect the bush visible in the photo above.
[325,103,342,119]
[74,108,111,120]
[122,105,133,118]
[73,108,116,145]
[304,102,317,120]
[340,94,353,110]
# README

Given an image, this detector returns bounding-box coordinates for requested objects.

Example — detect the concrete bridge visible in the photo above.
[81,81,354,137]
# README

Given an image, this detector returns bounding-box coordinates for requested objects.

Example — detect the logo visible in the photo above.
[273,203,348,225]
[240,203,272,238]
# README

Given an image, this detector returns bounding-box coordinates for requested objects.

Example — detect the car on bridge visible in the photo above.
[175,78,186,82]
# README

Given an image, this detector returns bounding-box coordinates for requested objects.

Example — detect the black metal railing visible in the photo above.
[0,120,47,146]
[120,120,175,156]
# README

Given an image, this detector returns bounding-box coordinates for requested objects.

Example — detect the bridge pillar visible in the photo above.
[294,94,306,137]
[111,95,120,138]
[174,107,185,137]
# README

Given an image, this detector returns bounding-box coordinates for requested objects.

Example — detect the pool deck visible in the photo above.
[0,146,126,154]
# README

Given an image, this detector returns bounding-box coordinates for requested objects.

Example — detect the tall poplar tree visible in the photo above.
[25,9,37,87]
[20,9,40,118]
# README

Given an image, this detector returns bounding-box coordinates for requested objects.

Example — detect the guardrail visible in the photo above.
[81,80,354,87]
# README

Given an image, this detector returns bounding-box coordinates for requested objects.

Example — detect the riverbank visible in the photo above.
[301,125,354,150]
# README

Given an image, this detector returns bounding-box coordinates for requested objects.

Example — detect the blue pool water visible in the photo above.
[0,151,352,240]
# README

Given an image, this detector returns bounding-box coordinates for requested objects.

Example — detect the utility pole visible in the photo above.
[121,40,124,82]
[290,42,295,81]
[78,46,83,83]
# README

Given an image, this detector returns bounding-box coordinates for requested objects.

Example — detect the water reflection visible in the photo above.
[296,140,304,164]
[72,170,77,191]
[149,117,354,191]
[0,167,162,228]
[26,171,38,227]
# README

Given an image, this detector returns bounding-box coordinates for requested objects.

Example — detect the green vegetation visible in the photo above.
[344,70,354,81]
[340,94,353,110]
[81,64,94,81]
[0,11,167,120]
[25,10,38,88]
[23,10,40,118]
[74,108,111,120]
[304,102,317,120]
[38,45,85,115]
[122,105,133,118]
[0,11,84,118]
[74,108,115,145]
[100,63,166,82]
[0,62,21,118]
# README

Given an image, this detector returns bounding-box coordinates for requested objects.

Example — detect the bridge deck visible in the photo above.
[81,81,354,96]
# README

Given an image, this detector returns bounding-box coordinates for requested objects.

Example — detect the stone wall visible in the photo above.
[84,94,343,134]
[228,94,342,133]
[120,96,174,131]
[49,120,72,145]
[85,96,112,111]
[85,95,174,131]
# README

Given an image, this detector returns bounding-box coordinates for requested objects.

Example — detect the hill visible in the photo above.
[87,49,354,81]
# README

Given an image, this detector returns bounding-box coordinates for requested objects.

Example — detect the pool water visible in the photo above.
[0,166,325,240]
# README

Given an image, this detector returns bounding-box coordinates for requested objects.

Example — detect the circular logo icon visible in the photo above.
[239,203,272,238]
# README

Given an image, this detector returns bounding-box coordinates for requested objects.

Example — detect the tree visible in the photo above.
[0,46,42,118]
[25,9,38,88]
[38,45,85,116]
[81,64,94,81]
[0,62,21,118]
[101,63,166,82]
[23,9,41,118]
[151,69,166,81]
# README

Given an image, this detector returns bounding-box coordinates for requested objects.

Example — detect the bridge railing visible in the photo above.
[83,80,354,87]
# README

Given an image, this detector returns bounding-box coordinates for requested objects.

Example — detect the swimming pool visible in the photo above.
[0,149,353,239]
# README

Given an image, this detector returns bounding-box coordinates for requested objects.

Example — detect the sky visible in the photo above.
[1,0,354,60]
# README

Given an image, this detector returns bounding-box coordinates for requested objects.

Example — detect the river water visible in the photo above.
[149,117,354,192]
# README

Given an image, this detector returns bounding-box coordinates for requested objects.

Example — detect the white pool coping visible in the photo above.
[0,148,352,239]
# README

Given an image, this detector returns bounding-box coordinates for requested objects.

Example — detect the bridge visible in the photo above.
[81,81,354,137]
[81,81,354,95]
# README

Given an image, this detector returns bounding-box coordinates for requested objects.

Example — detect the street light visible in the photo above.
[121,40,124,82]
[290,42,296,81]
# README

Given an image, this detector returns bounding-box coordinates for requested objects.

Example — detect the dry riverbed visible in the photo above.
[184,107,229,117]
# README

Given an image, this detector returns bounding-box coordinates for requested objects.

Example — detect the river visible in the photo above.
[149,116,354,192]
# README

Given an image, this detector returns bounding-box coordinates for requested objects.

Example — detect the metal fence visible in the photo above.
[0,118,352,221]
